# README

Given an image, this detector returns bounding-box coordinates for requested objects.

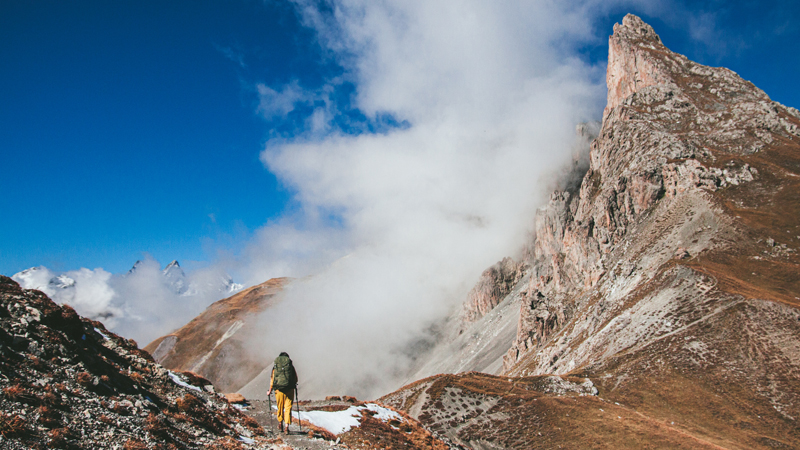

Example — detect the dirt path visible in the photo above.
[246,399,350,450]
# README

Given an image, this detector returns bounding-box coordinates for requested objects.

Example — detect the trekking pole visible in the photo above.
[267,392,274,433]
[295,386,302,434]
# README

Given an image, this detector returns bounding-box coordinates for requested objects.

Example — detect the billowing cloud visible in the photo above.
[13,258,241,346]
[238,1,620,399]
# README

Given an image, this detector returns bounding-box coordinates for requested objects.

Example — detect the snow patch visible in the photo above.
[93,327,110,341]
[168,371,202,392]
[293,403,403,436]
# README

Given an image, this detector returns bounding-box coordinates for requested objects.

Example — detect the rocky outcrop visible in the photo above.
[503,14,800,376]
[462,257,525,322]
[452,13,800,449]
[0,276,268,449]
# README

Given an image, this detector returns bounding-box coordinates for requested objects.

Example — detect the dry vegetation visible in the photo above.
[385,372,736,449]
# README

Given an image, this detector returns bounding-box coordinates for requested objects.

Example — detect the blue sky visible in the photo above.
[1,0,798,279]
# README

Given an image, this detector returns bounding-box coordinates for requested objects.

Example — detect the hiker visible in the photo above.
[266,351,298,434]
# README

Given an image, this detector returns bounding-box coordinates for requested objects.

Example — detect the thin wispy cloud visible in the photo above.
[256,80,312,120]
[215,43,248,69]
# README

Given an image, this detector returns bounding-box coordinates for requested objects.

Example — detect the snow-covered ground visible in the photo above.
[289,403,403,435]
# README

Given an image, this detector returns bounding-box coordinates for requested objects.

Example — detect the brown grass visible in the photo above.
[208,436,245,450]
[76,371,93,387]
[112,401,132,416]
[144,412,173,441]
[130,371,146,384]
[37,406,61,428]
[240,414,265,436]
[3,383,40,406]
[0,413,29,438]
[47,428,72,448]
[122,438,148,450]
[181,371,212,387]
[176,393,204,414]
[3,384,25,400]
[41,391,61,408]
[99,415,114,425]
[174,393,228,434]
[29,355,48,372]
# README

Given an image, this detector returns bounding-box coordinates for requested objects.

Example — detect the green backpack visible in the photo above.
[272,355,297,390]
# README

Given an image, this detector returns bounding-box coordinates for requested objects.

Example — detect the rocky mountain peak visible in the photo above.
[613,13,661,41]
[605,14,671,118]
[386,14,800,449]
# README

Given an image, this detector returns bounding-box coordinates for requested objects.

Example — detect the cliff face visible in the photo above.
[491,13,800,448]
[462,257,526,323]
[505,11,800,368]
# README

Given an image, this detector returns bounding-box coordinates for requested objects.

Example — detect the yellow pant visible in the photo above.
[275,389,293,425]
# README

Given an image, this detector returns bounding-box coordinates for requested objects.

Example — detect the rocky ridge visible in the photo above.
[390,14,800,449]
[380,372,722,449]
[0,276,268,449]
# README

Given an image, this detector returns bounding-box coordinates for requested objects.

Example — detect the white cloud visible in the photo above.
[13,258,239,346]
[239,0,621,399]
[214,43,248,69]
[256,80,313,120]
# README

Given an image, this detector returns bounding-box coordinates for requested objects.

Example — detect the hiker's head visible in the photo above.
[279,352,289,357]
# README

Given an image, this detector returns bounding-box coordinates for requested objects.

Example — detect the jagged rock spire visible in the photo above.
[605,14,672,119]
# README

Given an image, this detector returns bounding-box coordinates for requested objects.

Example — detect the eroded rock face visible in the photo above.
[604,15,671,117]
[462,257,525,322]
[503,13,800,373]
[469,13,800,449]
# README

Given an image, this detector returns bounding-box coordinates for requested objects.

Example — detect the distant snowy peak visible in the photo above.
[51,274,76,289]
[179,270,244,297]
[120,259,242,297]
[127,260,143,275]
[15,260,243,301]
[12,266,47,288]
[12,266,75,295]
[227,279,245,294]
[162,260,183,277]
[162,260,188,294]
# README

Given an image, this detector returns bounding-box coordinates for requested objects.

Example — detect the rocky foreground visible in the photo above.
[0,275,275,449]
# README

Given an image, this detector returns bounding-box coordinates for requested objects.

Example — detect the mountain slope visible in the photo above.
[0,276,269,449]
[386,14,800,449]
[381,372,723,450]
[144,278,291,393]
